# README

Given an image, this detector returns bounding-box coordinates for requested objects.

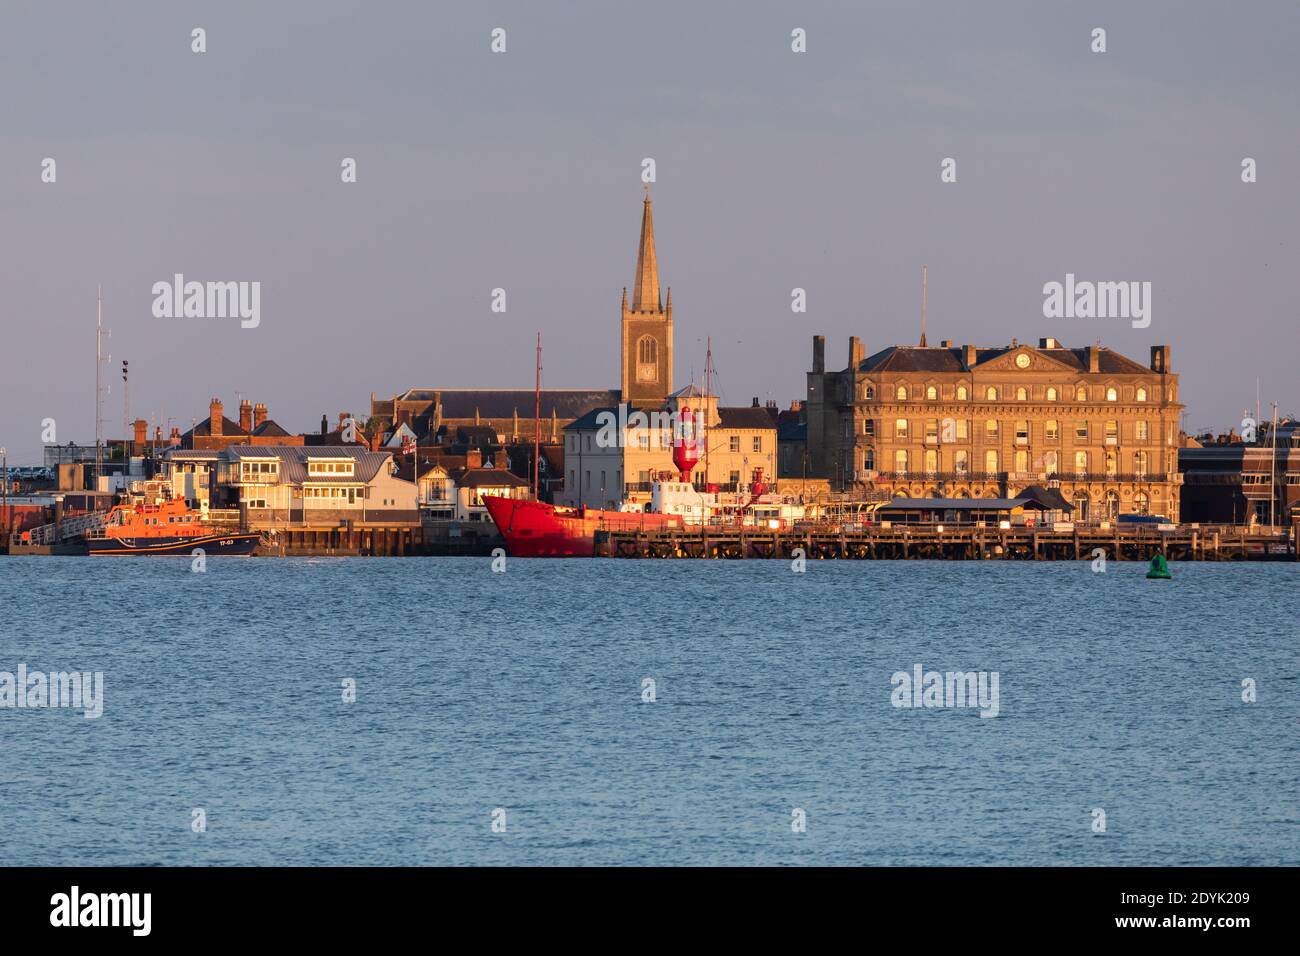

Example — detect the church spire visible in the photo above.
[631,189,661,312]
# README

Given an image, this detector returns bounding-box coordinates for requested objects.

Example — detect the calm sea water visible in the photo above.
[0,555,1296,866]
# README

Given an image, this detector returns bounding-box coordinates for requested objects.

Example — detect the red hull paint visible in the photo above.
[483,495,683,557]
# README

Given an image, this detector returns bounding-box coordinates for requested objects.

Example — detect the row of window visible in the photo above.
[307,461,355,475]
[888,488,1156,516]
[866,449,1157,474]
[865,383,1164,403]
[574,433,764,453]
[865,418,1158,442]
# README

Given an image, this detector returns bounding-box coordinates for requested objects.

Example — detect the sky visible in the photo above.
[2,0,1297,462]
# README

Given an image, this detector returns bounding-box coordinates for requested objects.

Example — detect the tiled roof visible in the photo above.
[252,419,291,437]
[718,406,777,430]
[566,405,627,431]
[858,345,1153,375]
[181,415,247,439]
[456,468,530,489]
[223,445,399,484]
[398,388,621,420]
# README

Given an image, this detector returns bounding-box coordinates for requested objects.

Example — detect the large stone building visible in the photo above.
[806,335,1184,521]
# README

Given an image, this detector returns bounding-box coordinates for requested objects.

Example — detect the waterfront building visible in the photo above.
[1179,420,1300,525]
[805,335,1184,521]
[161,445,417,528]
[560,389,777,510]
[396,448,532,521]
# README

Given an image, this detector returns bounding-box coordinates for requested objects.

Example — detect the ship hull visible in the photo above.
[87,532,261,556]
[483,495,682,557]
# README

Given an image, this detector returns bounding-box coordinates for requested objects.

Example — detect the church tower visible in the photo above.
[621,191,673,406]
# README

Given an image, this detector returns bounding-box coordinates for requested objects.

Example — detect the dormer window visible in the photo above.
[307,459,355,477]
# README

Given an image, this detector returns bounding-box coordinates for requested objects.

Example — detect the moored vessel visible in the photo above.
[86,497,260,556]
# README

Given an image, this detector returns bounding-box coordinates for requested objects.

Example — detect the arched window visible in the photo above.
[926,385,938,400]
[1076,386,1087,402]
[985,386,998,401]
[957,385,968,400]
[635,336,658,382]
[1136,387,1147,402]
[1046,387,1058,401]
[1106,387,1118,402]
[1016,386,1028,401]
[984,449,999,475]
[896,385,908,401]
[863,383,875,400]
[1134,491,1150,514]
[895,449,908,473]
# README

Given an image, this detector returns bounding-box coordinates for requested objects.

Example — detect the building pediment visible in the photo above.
[972,345,1078,373]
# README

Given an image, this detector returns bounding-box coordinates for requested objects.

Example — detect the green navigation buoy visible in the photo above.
[1146,553,1172,579]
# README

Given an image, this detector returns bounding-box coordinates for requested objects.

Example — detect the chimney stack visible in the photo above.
[169,427,180,445]
[752,396,760,407]
[133,418,147,446]
[239,399,253,433]
[209,398,223,437]
[1150,344,1171,373]
[466,448,483,469]
[1086,345,1100,373]
[254,402,267,428]
[962,345,977,369]
[849,336,865,369]
[320,414,328,436]
[812,335,825,374]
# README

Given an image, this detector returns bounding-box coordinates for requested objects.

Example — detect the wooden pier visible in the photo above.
[597,524,1298,561]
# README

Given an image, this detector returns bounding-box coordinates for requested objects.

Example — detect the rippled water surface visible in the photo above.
[1,556,1296,865]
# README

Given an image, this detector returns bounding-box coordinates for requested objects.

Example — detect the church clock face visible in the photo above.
[1015,353,1031,369]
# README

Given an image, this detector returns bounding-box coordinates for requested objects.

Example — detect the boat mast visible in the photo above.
[1270,400,1278,529]
[95,286,103,485]
[704,336,713,488]
[534,332,542,499]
